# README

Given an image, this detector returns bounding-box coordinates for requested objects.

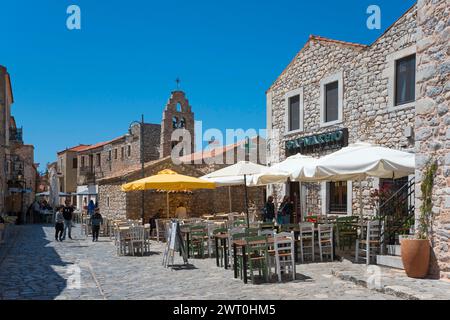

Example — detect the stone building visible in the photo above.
[414,0,449,278]
[0,65,12,215]
[98,136,267,221]
[56,144,90,204]
[62,90,192,210]
[0,65,38,221]
[160,90,195,158]
[267,5,417,219]
[267,2,449,278]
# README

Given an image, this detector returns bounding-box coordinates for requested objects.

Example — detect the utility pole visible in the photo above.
[140,114,145,225]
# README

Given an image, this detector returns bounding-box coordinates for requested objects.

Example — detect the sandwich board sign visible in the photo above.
[162,220,188,268]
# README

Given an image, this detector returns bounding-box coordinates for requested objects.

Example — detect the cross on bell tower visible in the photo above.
[175,77,181,90]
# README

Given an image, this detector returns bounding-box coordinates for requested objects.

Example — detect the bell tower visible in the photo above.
[160,90,195,158]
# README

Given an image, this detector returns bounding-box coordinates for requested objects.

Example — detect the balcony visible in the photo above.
[9,127,23,143]
[78,167,104,185]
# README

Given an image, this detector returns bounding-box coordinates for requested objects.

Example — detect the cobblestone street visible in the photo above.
[0,224,404,300]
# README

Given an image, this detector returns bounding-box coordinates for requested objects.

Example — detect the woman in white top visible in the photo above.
[175,202,187,219]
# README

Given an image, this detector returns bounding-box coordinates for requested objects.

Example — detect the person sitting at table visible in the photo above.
[175,202,187,219]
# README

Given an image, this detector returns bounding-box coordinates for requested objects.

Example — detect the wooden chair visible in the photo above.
[273,231,296,282]
[318,224,334,262]
[129,226,145,256]
[298,222,315,263]
[280,223,299,232]
[355,220,382,265]
[228,227,246,269]
[213,227,228,266]
[258,229,275,237]
[189,225,208,258]
[244,235,270,284]
[246,227,260,236]
[336,216,358,250]
[155,219,167,243]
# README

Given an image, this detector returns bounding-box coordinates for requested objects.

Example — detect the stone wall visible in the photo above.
[11,144,36,210]
[98,157,266,221]
[267,6,417,215]
[415,0,450,278]
[0,66,8,214]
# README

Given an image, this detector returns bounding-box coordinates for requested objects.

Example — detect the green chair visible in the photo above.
[244,235,270,284]
[245,227,260,236]
[336,216,358,250]
[232,232,248,279]
[189,224,208,258]
[260,222,274,229]
[213,227,228,266]
[280,224,299,232]
[233,220,247,227]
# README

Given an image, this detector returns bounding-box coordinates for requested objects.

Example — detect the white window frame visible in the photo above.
[384,45,417,112]
[321,180,352,216]
[320,71,343,127]
[284,87,304,135]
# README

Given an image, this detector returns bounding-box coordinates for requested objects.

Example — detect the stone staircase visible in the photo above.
[376,244,404,269]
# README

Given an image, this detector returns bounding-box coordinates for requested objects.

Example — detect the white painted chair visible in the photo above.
[143,223,151,253]
[298,222,315,263]
[129,226,145,256]
[273,231,296,282]
[355,220,382,265]
[318,223,334,262]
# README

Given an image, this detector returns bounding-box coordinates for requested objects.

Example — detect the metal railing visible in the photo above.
[378,177,415,253]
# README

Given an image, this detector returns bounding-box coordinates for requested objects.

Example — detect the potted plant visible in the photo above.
[401,160,437,278]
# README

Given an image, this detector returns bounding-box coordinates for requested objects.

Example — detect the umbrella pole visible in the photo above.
[244,174,249,228]
[167,192,170,219]
[359,179,363,220]
[228,186,232,213]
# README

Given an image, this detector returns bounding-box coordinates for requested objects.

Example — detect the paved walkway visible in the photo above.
[0,224,407,300]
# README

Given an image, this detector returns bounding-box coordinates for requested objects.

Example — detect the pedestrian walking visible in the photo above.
[55,206,64,241]
[61,200,74,240]
[90,209,103,242]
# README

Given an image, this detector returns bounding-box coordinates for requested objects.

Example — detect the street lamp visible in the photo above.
[129,114,145,225]
[16,170,26,224]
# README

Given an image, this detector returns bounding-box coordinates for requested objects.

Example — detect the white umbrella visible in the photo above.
[302,142,415,181]
[301,142,415,218]
[249,153,317,186]
[201,161,268,227]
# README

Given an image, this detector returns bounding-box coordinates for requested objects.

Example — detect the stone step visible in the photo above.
[376,255,404,269]
[386,245,401,256]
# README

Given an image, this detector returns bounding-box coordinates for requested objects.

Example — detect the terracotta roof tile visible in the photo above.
[178,136,260,162]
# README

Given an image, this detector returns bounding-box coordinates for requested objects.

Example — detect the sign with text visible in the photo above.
[285,128,348,155]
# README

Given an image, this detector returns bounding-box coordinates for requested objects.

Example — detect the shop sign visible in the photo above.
[285,128,348,155]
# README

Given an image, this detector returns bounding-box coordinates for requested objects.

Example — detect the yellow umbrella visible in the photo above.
[121,169,216,218]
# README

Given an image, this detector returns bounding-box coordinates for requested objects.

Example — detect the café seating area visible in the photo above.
[155,212,384,284]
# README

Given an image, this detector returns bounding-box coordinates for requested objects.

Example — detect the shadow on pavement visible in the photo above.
[0,224,71,300]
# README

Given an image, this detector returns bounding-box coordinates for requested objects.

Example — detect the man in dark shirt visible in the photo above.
[263,196,275,222]
[61,200,74,240]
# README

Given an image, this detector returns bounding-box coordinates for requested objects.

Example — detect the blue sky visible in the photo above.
[0,0,416,171]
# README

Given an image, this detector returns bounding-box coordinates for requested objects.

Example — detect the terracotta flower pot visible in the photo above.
[400,238,430,278]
